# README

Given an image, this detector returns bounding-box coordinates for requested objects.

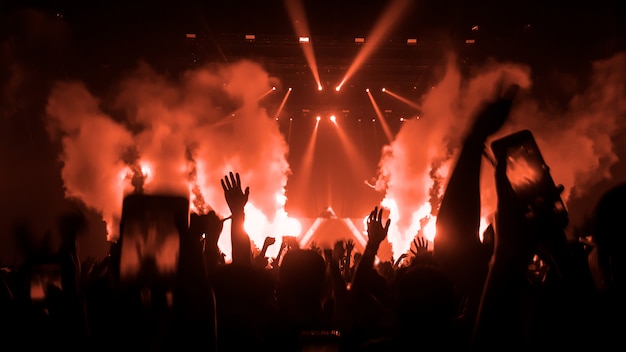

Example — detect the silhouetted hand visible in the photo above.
[366,206,390,249]
[221,171,249,215]
[345,239,354,254]
[470,83,520,141]
[333,240,346,262]
[410,236,429,257]
[264,236,276,248]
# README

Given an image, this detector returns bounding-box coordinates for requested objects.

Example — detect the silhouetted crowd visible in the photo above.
[1,83,625,351]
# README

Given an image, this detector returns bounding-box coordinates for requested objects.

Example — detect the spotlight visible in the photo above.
[382,88,386,92]
[289,87,293,91]
[299,36,310,43]
[330,115,336,123]
[318,85,323,91]
[335,86,341,92]
[365,88,370,93]
[316,116,321,121]
[272,86,276,90]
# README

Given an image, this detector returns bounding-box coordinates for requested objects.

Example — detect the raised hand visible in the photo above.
[469,83,520,141]
[254,236,276,268]
[366,206,390,249]
[264,236,276,249]
[333,240,346,262]
[345,239,355,254]
[221,171,249,214]
[410,236,429,257]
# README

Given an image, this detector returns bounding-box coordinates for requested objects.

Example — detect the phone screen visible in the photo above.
[491,130,556,208]
[503,140,547,204]
[118,194,189,288]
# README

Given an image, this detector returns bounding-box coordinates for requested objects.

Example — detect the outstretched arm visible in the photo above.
[253,236,276,268]
[221,171,252,266]
[434,83,519,328]
[351,206,390,294]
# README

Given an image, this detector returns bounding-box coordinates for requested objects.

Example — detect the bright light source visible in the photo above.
[289,87,293,91]
[330,115,336,123]
[317,85,323,91]
[316,116,321,121]
[335,86,341,92]
[272,86,276,90]
[465,39,476,44]
[355,37,365,43]
[365,88,370,93]
[299,36,310,43]
[245,34,255,41]
[407,38,417,45]
[372,118,376,122]
[472,25,479,31]
[382,88,386,92]
[186,33,197,39]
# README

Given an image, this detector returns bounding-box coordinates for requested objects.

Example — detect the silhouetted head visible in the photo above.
[593,182,626,292]
[277,249,327,309]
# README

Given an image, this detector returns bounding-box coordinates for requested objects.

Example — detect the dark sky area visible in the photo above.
[1,0,625,264]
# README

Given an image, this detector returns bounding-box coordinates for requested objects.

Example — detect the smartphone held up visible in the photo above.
[490,129,568,227]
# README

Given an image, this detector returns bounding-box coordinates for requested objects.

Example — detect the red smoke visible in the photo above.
[46,60,290,242]
[377,52,626,256]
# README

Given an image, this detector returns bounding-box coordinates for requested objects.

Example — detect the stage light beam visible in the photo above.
[284,0,323,92]
[336,0,413,91]
[366,89,393,142]
[382,87,422,111]
[273,87,293,119]
[298,116,321,200]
